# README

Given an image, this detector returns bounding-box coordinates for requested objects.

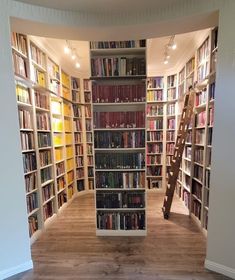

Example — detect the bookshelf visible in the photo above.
[146,76,165,189]
[12,32,91,243]
[91,39,147,236]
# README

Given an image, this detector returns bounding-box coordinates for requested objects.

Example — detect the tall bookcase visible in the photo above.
[174,27,217,233]
[12,32,91,243]
[90,40,147,236]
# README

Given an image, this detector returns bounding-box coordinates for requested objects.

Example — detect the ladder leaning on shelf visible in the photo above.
[162,88,195,219]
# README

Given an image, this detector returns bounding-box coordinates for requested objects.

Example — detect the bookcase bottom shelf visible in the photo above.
[96,229,147,236]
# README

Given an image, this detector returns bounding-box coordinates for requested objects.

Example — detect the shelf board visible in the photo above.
[147,129,163,132]
[93,102,145,106]
[183,157,191,162]
[43,195,55,206]
[56,159,65,164]
[26,188,38,196]
[17,101,32,108]
[96,188,145,191]
[96,208,145,211]
[183,170,191,176]
[195,103,206,110]
[41,179,54,187]
[38,146,52,151]
[146,100,166,104]
[57,187,66,194]
[146,164,162,166]
[28,207,40,217]
[40,163,53,170]
[183,185,191,193]
[35,106,50,112]
[32,60,47,72]
[194,143,204,147]
[194,161,204,167]
[95,168,145,172]
[15,74,32,87]
[94,128,145,131]
[192,194,202,203]
[147,87,163,90]
[22,149,35,153]
[37,129,51,133]
[192,177,203,185]
[24,169,37,176]
[20,128,33,132]
[90,47,146,55]
[167,99,178,103]
[12,46,28,59]
[195,126,205,130]
[96,229,147,236]
[76,177,85,181]
[146,175,162,178]
[147,115,164,118]
[94,148,145,152]
[56,172,65,179]
[90,75,146,80]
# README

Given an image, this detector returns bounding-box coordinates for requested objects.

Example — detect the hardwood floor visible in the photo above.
[7,192,231,280]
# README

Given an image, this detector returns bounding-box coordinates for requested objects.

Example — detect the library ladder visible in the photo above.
[162,89,195,219]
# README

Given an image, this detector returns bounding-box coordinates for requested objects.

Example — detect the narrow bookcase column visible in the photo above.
[165,74,178,187]
[90,39,147,236]
[83,79,94,190]
[71,76,86,193]
[146,76,165,189]
[12,32,42,241]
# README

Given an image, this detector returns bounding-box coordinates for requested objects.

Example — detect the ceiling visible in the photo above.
[32,28,210,78]
[14,0,179,14]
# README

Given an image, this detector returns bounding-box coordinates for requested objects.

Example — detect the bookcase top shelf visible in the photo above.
[90,47,146,55]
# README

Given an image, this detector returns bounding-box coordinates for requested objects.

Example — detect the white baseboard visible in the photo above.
[0,260,33,280]
[205,259,235,279]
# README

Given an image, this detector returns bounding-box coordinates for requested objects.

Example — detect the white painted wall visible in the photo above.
[0,0,235,278]
[0,1,32,279]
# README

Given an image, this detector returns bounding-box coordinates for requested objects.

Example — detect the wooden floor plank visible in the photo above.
[6,192,232,280]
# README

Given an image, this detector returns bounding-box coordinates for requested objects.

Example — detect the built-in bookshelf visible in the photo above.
[174,27,217,234]
[91,39,147,236]
[12,32,91,243]
[146,76,165,189]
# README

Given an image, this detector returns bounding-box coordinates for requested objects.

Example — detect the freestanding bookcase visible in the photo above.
[90,40,147,236]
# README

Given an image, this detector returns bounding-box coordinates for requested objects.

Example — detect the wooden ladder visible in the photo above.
[162,89,195,219]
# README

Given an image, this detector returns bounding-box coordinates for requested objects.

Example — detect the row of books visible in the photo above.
[19,109,32,129]
[185,147,192,159]
[57,176,66,190]
[209,107,214,126]
[30,43,46,68]
[94,131,145,149]
[167,119,175,129]
[96,192,145,209]
[147,105,163,116]
[146,155,162,165]
[40,166,52,183]
[39,150,52,167]
[95,172,145,189]
[87,157,93,165]
[166,155,172,166]
[195,130,205,145]
[209,82,215,100]
[23,152,37,173]
[147,77,163,89]
[196,111,206,127]
[86,144,93,155]
[35,91,49,110]
[167,104,175,115]
[197,62,209,83]
[183,189,190,209]
[25,173,37,193]
[74,133,82,143]
[147,131,163,142]
[96,211,145,230]
[43,200,54,220]
[147,119,163,130]
[13,52,28,78]
[90,40,146,49]
[56,161,65,176]
[21,132,34,150]
[166,143,175,155]
[192,181,202,200]
[71,77,79,90]
[92,84,145,103]
[75,145,83,155]
[76,169,84,179]
[88,167,94,177]
[95,153,145,169]
[194,165,203,182]
[195,91,207,106]
[58,192,67,208]
[86,119,92,131]
[77,181,85,191]
[167,75,177,88]
[42,183,54,202]
[88,179,94,190]
[74,119,82,131]
[194,147,204,164]
[192,200,201,220]
[36,112,50,130]
[186,57,195,77]
[72,90,81,103]
[16,82,30,104]
[91,57,146,77]
[61,72,70,89]
[48,59,60,80]
[147,166,162,176]
[26,193,38,214]
[38,132,51,148]
[185,161,191,174]
[28,215,38,236]
[147,90,164,102]
[33,67,46,87]
[147,143,163,154]
[186,131,192,143]
[198,38,210,64]
[12,32,27,55]
[167,88,177,100]
[85,105,91,118]
[93,111,145,129]
[75,157,83,168]
[67,170,74,183]
[205,170,211,188]
[166,131,175,141]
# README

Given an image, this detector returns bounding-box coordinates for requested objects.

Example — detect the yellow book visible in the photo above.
[38,71,46,87]
[67,186,74,199]
[66,146,73,158]
[64,119,72,132]
[67,158,74,171]
[67,170,74,184]
[53,134,63,146]
[65,134,73,145]
[55,147,63,162]
[62,87,71,100]
[51,100,61,115]
[63,103,72,116]
[62,72,70,88]
[52,118,63,132]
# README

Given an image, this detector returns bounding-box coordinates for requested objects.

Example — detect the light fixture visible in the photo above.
[163,35,177,64]
[75,62,81,68]
[64,40,81,69]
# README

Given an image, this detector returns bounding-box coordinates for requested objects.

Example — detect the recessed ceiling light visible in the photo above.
[164,60,168,65]
[75,62,81,68]
[64,46,70,54]
[172,43,177,50]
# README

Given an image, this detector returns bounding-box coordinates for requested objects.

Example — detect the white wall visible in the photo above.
[0,0,235,278]
[0,1,32,279]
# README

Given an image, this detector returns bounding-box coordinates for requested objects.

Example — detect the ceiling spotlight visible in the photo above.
[64,46,70,54]
[72,53,76,60]
[164,60,168,65]
[75,62,81,68]
[172,43,177,50]
[166,54,170,59]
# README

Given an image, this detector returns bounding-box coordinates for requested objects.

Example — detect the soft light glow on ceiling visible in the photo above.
[64,40,81,69]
